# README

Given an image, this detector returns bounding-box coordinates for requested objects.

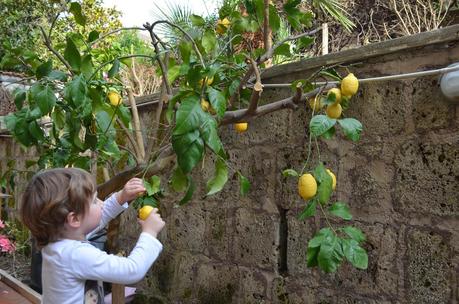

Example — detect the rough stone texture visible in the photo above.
[406,229,453,304]
[2,30,459,304]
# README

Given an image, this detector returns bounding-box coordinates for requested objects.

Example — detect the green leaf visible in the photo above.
[238,172,250,196]
[36,60,52,79]
[172,130,205,173]
[95,109,113,132]
[317,233,343,273]
[64,37,81,72]
[328,202,352,220]
[229,79,240,96]
[308,227,333,248]
[28,120,44,142]
[31,84,57,115]
[64,75,87,107]
[309,115,336,137]
[206,158,228,196]
[142,196,159,208]
[69,2,86,26]
[306,245,320,267]
[313,163,332,204]
[171,166,188,192]
[202,31,217,54]
[174,95,204,135]
[298,199,317,220]
[321,126,336,139]
[167,65,181,84]
[268,5,281,32]
[13,88,26,110]
[87,30,100,43]
[81,55,94,79]
[338,118,363,141]
[297,36,314,49]
[179,175,195,205]
[150,175,161,194]
[342,226,366,243]
[207,87,227,118]
[282,169,298,177]
[342,238,368,269]
[273,43,291,57]
[190,14,206,26]
[179,42,192,64]
[49,70,68,81]
[200,115,222,153]
[108,59,120,78]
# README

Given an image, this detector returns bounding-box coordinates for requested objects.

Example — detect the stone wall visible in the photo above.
[126,28,459,303]
[1,27,458,303]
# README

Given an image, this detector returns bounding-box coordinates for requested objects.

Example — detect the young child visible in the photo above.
[20,168,165,304]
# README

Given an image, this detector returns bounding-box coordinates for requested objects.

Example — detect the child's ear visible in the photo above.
[66,212,81,228]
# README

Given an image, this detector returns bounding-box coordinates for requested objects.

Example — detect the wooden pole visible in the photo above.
[322,23,329,55]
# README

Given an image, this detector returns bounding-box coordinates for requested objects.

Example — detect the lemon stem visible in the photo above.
[318,202,337,235]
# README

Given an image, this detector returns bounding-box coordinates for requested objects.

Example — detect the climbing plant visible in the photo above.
[2,0,367,273]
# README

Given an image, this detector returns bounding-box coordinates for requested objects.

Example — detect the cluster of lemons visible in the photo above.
[309,73,359,119]
[298,169,336,201]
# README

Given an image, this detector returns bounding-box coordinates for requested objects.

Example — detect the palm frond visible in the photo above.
[312,0,355,32]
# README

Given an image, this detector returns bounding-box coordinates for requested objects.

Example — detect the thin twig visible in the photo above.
[39,26,74,75]
[246,57,263,115]
[90,27,147,47]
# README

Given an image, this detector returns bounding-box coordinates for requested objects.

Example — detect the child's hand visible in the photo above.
[116,178,146,204]
[139,208,165,238]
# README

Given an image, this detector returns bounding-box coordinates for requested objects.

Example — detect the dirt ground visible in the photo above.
[0,252,31,283]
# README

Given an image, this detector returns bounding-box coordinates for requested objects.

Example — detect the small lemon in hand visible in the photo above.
[234,122,248,133]
[326,169,336,190]
[138,205,154,220]
[327,88,342,104]
[341,73,359,97]
[326,103,342,119]
[107,91,122,106]
[298,173,317,200]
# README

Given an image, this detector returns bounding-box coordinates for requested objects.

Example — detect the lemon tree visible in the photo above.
[2,0,366,273]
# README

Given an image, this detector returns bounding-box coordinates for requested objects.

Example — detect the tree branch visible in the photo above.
[97,145,175,199]
[246,57,263,115]
[89,54,157,81]
[221,83,335,125]
[263,0,273,68]
[127,88,145,161]
[39,26,74,75]
[144,21,206,69]
[89,27,147,47]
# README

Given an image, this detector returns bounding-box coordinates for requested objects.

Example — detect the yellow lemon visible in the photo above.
[326,169,336,190]
[327,88,341,104]
[216,18,231,34]
[340,73,359,96]
[326,103,342,119]
[138,205,154,221]
[234,122,248,133]
[308,97,324,111]
[298,173,317,200]
[107,91,121,106]
[199,77,214,86]
[201,99,210,112]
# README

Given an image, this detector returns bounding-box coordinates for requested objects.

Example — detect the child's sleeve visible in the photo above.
[70,233,163,284]
[86,193,127,239]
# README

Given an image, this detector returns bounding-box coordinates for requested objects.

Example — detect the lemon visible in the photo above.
[216,18,231,34]
[199,77,214,86]
[308,97,324,112]
[298,173,317,200]
[107,91,121,106]
[327,88,341,104]
[138,205,154,221]
[340,73,359,96]
[326,169,336,190]
[326,103,342,119]
[201,99,210,112]
[234,122,248,133]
